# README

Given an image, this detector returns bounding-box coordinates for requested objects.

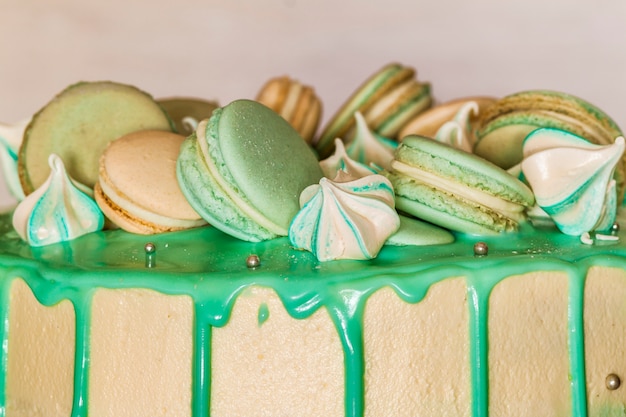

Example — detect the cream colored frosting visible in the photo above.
[434,101,478,152]
[345,112,396,171]
[521,128,625,236]
[0,119,29,200]
[12,154,104,246]
[319,138,376,180]
[289,175,400,261]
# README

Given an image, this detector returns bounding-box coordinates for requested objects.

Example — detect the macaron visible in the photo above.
[386,135,535,235]
[398,96,496,140]
[19,81,174,195]
[176,99,324,242]
[256,76,322,144]
[473,90,623,170]
[95,130,206,234]
[157,97,219,136]
[315,63,432,158]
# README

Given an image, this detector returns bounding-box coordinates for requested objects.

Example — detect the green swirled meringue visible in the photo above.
[12,154,104,246]
[289,175,400,261]
[521,128,625,236]
[346,112,397,171]
[434,101,478,153]
[0,119,29,201]
[319,138,376,180]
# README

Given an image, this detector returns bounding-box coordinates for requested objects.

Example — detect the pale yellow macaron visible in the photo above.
[398,96,496,139]
[95,130,206,234]
[256,76,322,144]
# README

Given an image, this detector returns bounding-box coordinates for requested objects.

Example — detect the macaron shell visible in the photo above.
[397,135,535,206]
[99,130,201,221]
[214,100,323,231]
[19,81,173,195]
[177,134,278,241]
[158,97,219,136]
[315,63,415,158]
[385,214,455,246]
[399,96,496,139]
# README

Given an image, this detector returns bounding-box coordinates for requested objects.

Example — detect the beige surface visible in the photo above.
[1,0,626,206]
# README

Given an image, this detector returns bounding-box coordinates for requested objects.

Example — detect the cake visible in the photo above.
[1,67,625,417]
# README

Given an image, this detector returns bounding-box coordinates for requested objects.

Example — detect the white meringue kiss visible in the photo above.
[289,175,400,261]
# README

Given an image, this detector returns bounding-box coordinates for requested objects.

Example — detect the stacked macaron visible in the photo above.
[315,63,432,159]
[256,76,322,144]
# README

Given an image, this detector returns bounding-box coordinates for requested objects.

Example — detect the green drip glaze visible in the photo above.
[71,292,93,417]
[1,208,626,416]
[257,303,270,327]
[192,304,211,417]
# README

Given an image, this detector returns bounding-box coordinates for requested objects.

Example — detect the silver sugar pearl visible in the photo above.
[606,373,621,390]
[612,222,620,234]
[246,254,261,269]
[144,242,156,254]
[473,241,489,256]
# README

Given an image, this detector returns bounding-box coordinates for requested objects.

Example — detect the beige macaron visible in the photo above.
[95,130,206,234]
[398,96,496,139]
[256,76,322,144]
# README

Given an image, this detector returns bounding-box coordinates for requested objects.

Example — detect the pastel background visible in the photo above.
[1,0,625,207]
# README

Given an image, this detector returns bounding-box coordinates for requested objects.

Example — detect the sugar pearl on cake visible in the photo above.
[473,241,488,256]
[612,222,620,234]
[144,242,156,254]
[246,254,261,269]
[606,373,621,390]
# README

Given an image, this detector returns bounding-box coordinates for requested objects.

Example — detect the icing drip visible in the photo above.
[521,128,625,236]
[346,112,397,171]
[434,101,478,153]
[12,154,104,246]
[289,175,400,261]
[319,138,376,180]
[0,119,29,201]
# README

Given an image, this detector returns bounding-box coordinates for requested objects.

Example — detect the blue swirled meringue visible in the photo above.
[520,128,625,236]
[319,138,377,180]
[289,175,400,261]
[345,112,397,171]
[434,101,478,153]
[0,119,29,201]
[12,154,104,246]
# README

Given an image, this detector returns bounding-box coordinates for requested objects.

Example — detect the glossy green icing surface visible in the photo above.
[1,208,626,416]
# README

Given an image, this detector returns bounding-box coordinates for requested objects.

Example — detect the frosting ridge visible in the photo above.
[0,119,29,201]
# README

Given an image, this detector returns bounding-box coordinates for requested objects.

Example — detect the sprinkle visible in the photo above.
[596,233,619,242]
[606,374,621,391]
[580,233,593,245]
[473,241,488,256]
[246,254,261,269]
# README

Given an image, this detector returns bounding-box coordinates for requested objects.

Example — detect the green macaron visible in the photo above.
[474,90,623,169]
[315,63,431,159]
[177,99,324,242]
[387,135,535,235]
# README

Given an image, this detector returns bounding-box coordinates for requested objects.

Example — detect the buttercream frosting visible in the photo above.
[521,128,625,236]
[319,138,376,180]
[346,112,396,171]
[12,154,104,246]
[0,119,29,201]
[289,175,400,261]
[434,101,478,152]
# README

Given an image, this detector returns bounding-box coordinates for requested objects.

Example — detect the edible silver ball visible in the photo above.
[144,242,156,254]
[606,373,621,390]
[612,222,620,234]
[246,254,261,269]
[473,241,489,256]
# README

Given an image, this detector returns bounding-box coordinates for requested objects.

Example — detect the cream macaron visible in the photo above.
[95,130,206,234]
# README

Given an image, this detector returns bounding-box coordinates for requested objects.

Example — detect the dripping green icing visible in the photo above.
[258,302,270,327]
[1,210,626,416]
